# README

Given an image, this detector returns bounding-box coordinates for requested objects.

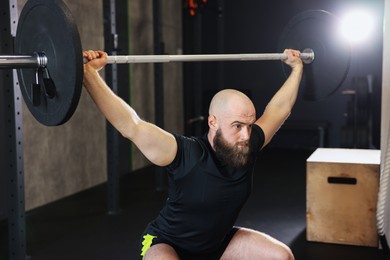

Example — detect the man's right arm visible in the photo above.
[83,51,177,166]
[254,49,303,148]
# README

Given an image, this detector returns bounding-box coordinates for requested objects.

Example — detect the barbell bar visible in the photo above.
[0,48,314,69]
[1,0,351,126]
[105,48,315,64]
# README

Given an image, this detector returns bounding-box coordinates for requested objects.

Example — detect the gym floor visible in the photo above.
[0,148,388,260]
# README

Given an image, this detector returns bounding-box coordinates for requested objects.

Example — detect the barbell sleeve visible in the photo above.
[0,53,47,68]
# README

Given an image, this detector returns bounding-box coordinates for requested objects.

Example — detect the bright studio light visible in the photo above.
[339,9,375,44]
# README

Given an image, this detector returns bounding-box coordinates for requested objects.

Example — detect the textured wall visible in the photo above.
[18,0,183,210]
[18,0,107,211]
[129,0,183,170]
[17,0,183,210]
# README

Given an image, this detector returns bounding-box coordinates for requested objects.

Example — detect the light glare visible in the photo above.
[339,9,375,44]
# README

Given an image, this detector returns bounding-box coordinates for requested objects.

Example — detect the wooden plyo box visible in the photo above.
[306,148,380,247]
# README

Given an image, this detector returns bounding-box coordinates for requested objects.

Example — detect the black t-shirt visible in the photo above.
[149,124,265,254]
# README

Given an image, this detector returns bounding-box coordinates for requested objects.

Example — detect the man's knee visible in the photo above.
[224,228,295,260]
[276,245,294,260]
[264,236,294,260]
[143,243,179,260]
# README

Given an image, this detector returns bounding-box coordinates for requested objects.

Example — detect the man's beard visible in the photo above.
[214,129,252,169]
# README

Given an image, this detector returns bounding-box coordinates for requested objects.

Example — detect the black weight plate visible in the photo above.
[278,10,351,101]
[15,0,83,126]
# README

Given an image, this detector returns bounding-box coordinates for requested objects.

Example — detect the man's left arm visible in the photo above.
[254,49,303,147]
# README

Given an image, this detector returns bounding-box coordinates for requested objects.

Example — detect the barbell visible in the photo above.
[1,49,315,67]
[1,0,351,126]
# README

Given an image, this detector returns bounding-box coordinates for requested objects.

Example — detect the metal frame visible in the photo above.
[153,0,167,191]
[103,0,121,215]
[1,1,26,259]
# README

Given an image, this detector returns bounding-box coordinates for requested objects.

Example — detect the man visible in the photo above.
[83,49,303,260]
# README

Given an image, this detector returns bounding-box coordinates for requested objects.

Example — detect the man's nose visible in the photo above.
[240,126,251,140]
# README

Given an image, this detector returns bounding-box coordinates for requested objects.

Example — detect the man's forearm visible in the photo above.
[83,67,140,139]
[267,65,303,114]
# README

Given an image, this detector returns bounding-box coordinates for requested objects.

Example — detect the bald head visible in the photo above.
[207,89,256,150]
[209,89,255,119]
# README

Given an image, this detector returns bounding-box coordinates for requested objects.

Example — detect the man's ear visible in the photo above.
[208,115,218,130]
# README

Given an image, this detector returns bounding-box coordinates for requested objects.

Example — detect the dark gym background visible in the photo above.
[183,0,383,150]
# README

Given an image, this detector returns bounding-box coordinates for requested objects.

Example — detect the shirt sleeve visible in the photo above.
[251,124,265,152]
[165,134,204,179]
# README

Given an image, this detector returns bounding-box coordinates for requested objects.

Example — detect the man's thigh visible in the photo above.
[221,227,294,260]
